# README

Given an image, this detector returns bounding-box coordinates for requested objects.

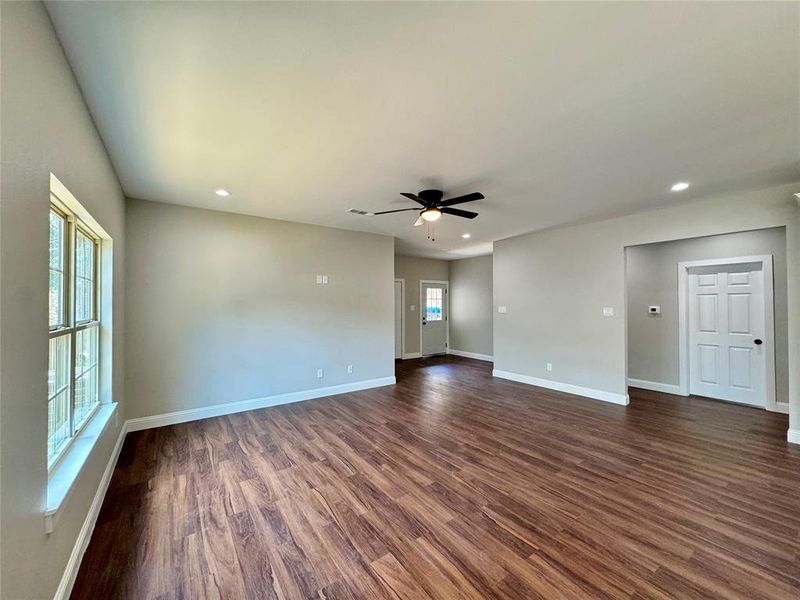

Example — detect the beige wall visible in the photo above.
[125,199,395,419]
[494,184,800,434]
[449,255,493,357]
[394,256,449,356]
[626,228,788,404]
[0,3,127,598]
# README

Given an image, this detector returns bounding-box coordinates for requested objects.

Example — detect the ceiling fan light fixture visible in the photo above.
[420,208,442,222]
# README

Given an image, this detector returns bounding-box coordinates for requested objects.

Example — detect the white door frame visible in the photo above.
[394,278,405,359]
[419,279,449,356]
[677,255,781,412]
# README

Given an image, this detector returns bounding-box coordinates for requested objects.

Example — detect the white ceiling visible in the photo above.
[47,1,798,259]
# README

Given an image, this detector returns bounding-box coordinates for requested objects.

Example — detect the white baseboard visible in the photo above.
[788,429,800,445]
[492,369,629,406]
[126,376,396,432]
[773,402,790,415]
[447,349,494,362]
[627,378,684,395]
[53,420,128,600]
[401,352,421,360]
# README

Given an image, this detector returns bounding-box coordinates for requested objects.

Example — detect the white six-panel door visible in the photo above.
[688,263,766,407]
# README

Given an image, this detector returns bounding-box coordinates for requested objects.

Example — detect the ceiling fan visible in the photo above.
[350,189,484,226]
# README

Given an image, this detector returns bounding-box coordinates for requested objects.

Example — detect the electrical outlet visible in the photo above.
[316,369,324,379]
[546,363,553,372]
[347,365,353,374]
[602,306,614,317]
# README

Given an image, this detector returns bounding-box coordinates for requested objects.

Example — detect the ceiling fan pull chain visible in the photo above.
[427,222,436,243]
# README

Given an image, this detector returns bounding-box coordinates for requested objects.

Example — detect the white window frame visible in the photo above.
[48,203,102,470]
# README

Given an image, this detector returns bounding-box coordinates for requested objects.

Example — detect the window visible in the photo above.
[48,206,101,467]
[425,287,443,321]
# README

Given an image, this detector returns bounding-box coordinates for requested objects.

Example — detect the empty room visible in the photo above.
[2,1,799,599]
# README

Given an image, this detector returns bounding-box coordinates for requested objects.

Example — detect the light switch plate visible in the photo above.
[410,305,415,311]
[602,306,614,317]
[497,306,508,314]
[315,275,323,284]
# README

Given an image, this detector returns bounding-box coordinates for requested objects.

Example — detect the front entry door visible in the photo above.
[421,281,448,356]
[688,262,767,407]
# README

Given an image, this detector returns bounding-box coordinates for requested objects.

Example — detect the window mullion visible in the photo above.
[67,217,76,438]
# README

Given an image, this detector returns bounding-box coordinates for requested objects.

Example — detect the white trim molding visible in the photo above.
[126,377,396,432]
[53,419,128,600]
[788,429,800,445]
[447,349,494,362]
[626,378,684,395]
[493,369,629,406]
[402,352,422,360]
[394,278,405,359]
[773,403,789,415]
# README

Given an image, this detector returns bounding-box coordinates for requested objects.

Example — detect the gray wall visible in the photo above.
[493,184,800,432]
[125,199,395,419]
[0,3,127,598]
[626,228,788,404]
[394,255,449,355]
[449,255,493,357]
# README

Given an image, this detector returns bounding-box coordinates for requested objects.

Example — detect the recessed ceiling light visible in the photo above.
[670,182,690,192]
[215,188,231,197]
[462,233,471,239]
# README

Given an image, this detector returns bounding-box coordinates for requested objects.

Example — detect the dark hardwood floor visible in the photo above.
[71,356,800,599]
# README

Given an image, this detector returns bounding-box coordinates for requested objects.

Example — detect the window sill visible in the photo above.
[45,402,118,534]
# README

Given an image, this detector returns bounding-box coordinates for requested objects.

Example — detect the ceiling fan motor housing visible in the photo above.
[418,189,444,204]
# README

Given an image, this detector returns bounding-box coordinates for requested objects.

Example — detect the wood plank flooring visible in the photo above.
[71,356,800,599]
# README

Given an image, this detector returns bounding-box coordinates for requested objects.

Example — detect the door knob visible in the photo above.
[754,338,763,345]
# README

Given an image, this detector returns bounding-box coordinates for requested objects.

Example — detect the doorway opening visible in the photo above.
[625,227,787,413]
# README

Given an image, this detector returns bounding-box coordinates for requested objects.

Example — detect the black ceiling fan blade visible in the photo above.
[373,208,422,215]
[400,192,427,206]
[440,207,478,219]
[439,192,484,207]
